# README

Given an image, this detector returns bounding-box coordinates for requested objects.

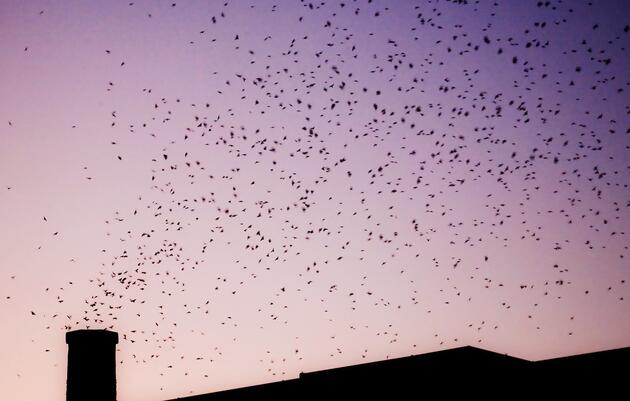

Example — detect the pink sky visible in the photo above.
[1,1,628,400]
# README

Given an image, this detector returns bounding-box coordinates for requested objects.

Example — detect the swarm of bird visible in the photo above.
[4,0,628,397]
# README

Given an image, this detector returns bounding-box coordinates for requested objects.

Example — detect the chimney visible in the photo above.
[66,330,119,401]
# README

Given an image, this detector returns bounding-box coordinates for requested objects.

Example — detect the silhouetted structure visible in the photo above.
[66,330,118,401]
[63,330,629,400]
[167,346,630,400]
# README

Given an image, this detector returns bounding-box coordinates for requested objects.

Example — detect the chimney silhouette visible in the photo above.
[66,329,118,401]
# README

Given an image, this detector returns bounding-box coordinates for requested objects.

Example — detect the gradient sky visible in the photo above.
[1,0,629,400]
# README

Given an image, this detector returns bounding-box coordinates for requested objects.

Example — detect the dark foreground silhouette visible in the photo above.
[66,330,118,401]
[167,346,630,400]
[65,330,629,400]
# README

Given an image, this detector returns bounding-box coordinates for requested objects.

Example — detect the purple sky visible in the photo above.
[1,1,629,400]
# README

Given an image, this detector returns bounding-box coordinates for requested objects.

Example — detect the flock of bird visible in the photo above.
[4,0,629,397]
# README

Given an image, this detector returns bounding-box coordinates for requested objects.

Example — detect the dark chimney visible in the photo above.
[66,329,119,401]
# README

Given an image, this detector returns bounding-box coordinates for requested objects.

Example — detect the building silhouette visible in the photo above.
[65,330,629,400]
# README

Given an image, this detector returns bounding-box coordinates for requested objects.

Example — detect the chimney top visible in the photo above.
[66,329,118,345]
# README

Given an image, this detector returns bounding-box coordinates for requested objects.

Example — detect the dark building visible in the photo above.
[167,346,630,400]
[65,330,629,400]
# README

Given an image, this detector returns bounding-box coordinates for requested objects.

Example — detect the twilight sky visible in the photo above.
[0,0,629,400]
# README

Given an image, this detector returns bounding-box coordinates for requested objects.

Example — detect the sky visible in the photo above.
[0,0,628,400]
